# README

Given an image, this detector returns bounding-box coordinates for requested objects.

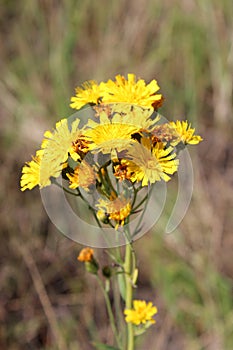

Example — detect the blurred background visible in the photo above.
[0,0,233,349]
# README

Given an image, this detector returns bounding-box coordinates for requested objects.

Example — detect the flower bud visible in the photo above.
[77,247,94,262]
[96,209,109,224]
[85,260,99,275]
[102,265,112,278]
[77,247,99,274]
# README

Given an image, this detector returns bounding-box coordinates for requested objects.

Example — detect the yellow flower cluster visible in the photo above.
[20,74,202,228]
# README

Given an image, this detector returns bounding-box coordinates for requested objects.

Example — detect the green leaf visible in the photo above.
[132,268,138,286]
[92,342,120,350]
[117,273,126,301]
[105,279,110,293]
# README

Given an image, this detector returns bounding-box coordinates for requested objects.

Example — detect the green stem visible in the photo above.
[124,242,135,350]
[103,164,118,198]
[131,184,142,209]
[53,179,80,196]
[132,192,148,212]
[76,188,103,228]
[54,179,103,229]
[132,187,153,238]
[96,276,122,349]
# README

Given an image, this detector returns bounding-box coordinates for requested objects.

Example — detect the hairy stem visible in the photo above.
[124,242,135,350]
[96,276,122,349]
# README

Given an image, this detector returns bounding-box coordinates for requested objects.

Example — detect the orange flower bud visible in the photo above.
[77,247,94,262]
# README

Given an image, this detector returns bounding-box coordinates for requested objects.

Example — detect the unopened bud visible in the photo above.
[85,260,99,274]
[77,247,99,274]
[102,265,112,278]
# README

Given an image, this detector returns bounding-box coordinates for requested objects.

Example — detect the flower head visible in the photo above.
[97,103,159,131]
[70,80,104,110]
[69,74,163,111]
[77,248,99,274]
[114,162,133,181]
[20,154,43,191]
[169,120,203,145]
[66,160,96,191]
[84,110,139,156]
[70,136,90,161]
[151,123,180,144]
[40,118,83,186]
[102,74,163,109]
[96,196,131,228]
[124,300,158,325]
[41,118,81,162]
[125,138,179,186]
[20,118,84,190]
[77,247,94,262]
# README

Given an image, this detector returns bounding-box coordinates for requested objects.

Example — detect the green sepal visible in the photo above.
[133,321,154,336]
[85,260,99,274]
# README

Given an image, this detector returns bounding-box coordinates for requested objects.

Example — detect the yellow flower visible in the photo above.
[169,120,203,145]
[69,74,163,110]
[20,154,44,191]
[66,160,96,191]
[77,247,94,262]
[96,196,131,227]
[70,80,104,110]
[124,300,158,325]
[151,123,180,144]
[96,103,159,131]
[84,110,139,155]
[69,136,90,161]
[20,118,84,190]
[102,74,163,109]
[125,138,179,186]
[40,118,82,187]
[114,162,133,181]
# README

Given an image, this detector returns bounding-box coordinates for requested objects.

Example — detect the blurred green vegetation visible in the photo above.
[0,0,232,349]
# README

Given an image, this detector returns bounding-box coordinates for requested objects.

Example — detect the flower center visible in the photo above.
[147,159,157,169]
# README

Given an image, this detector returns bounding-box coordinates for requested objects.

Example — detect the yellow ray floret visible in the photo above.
[94,103,159,131]
[102,74,163,108]
[84,111,140,155]
[169,120,203,145]
[70,74,163,111]
[96,196,131,228]
[125,139,179,186]
[39,118,82,187]
[21,118,83,190]
[66,160,96,191]
[124,300,158,325]
[20,154,43,191]
[70,80,105,110]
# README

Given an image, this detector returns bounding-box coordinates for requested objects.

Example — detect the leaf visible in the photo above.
[105,279,110,293]
[92,342,120,350]
[117,273,126,301]
[132,268,138,285]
